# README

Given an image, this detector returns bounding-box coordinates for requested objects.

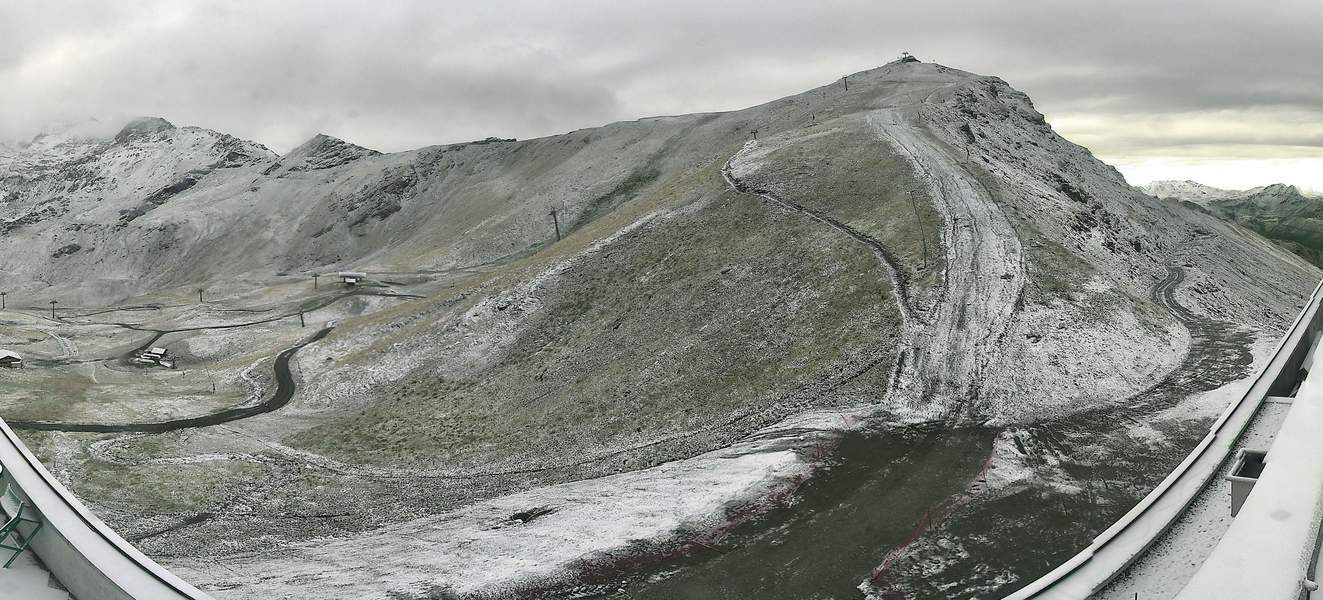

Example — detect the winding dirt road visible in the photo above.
[9,288,423,432]
[868,107,1025,419]
[721,102,1025,422]
[9,327,332,433]
[1088,266,1251,419]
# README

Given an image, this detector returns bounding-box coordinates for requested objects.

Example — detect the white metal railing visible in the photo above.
[0,418,214,600]
[1002,276,1323,599]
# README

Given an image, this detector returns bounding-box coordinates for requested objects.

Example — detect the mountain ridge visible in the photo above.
[1194,183,1323,267]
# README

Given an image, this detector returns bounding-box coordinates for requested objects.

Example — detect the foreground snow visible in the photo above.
[167,408,870,598]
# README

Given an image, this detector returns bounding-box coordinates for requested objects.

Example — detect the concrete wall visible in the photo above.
[1175,343,1323,599]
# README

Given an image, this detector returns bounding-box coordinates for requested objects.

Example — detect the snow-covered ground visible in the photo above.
[1095,399,1290,599]
[167,407,869,599]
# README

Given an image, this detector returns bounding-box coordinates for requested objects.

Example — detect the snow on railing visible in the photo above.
[0,418,215,600]
[1002,276,1323,599]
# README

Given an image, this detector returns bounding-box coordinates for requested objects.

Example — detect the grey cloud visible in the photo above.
[1,0,1320,158]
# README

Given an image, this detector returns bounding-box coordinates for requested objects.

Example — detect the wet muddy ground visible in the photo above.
[534,264,1260,600]
[875,267,1257,599]
[536,426,994,600]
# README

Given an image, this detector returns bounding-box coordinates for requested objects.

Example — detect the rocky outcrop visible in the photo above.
[265,133,380,175]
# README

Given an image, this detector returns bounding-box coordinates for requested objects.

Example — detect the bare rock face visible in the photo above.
[113,116,176,142]
[266,133,380,175]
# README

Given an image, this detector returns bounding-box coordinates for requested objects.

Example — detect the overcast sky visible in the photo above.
[2,0,1321,190]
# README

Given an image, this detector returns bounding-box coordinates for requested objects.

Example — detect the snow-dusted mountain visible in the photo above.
[1198,183,1323,267]
[1140,180,1323,267]
[6,61,1313,422]
[1140,179,1265,205]
[1,117,276,297]
[2,110,767,304]
[5,59,1320,598]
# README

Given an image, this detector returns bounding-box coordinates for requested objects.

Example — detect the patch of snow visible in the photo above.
[169,419,822,599]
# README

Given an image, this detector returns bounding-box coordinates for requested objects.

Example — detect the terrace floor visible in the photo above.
[0,550,71,600]
[1095,398,1294,598]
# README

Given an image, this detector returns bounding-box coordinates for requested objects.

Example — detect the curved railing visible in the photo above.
[0,418,214,600]
[1003,276,1323,599]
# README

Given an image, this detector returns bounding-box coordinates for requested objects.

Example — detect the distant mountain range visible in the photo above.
[1141,179,1265,205]
[1144,180,1323,267]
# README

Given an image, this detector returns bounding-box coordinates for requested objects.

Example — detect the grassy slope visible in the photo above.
[739,117,946,310]
[275,71,950,475]
[287,156,905,469]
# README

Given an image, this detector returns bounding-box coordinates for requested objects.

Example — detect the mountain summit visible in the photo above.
[114,116,176,142]
[268,133,379,174]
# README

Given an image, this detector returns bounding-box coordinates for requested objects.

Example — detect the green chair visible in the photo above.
[0,483,43,568]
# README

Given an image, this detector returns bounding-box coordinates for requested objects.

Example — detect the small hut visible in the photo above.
[0,350,22,369]
[136,347,175,369]
[338,271,367,286]
[141,347,168,360]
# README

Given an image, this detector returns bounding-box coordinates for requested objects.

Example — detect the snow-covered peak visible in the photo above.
[1143,180,1313,207]
[1,117,274,180]
[1141,180,1245,205]
[1218,183,1310,210]
[269,133,379,173]
[113,116,176,142]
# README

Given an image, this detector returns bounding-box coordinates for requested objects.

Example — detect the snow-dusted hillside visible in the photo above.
[2,111,780,305]
[5,59,1319,599]
[1140,180,1323,267]
[0,117,276,297]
